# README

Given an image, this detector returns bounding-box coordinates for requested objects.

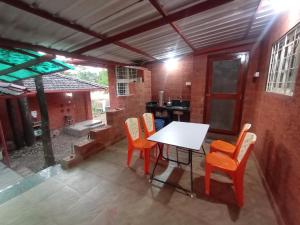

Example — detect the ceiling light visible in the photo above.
[164,57,179,71]
[270,0,300,12]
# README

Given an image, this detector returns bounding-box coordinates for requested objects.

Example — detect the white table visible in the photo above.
[148,121,209,195]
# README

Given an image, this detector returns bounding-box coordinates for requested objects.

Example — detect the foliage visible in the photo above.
[64,66,108,86]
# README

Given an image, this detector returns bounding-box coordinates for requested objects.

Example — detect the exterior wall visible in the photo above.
[108,66,152,120]
[0,91,93,142]
[245,12,300,225]
[28,92,92,130]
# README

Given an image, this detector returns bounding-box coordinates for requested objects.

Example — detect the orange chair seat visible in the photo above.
[210,140,236,156]
[133,139,156,149]
[206,152,238,171]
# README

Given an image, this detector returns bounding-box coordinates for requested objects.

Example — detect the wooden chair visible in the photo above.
[210,123,251,158]
[125,118,156,174]
[205,132,257,207]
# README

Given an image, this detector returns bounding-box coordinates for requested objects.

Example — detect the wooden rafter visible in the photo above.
[149,0,196,51]
[1,0,156,60]
[73,0,233,54]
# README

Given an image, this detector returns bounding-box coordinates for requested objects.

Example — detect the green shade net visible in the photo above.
[0,48,74,82]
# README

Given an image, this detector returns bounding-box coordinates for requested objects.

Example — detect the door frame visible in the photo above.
[203,51,249,135]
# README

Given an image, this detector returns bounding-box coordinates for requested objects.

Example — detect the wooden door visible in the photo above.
[204,52,249,135]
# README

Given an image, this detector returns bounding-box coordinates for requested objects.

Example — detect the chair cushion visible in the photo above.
[206,152,238,171]
[210,140,236,156]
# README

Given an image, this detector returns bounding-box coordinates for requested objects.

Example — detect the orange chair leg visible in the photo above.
[233,173,244,207]
[205,164,212,195]
[144,149,150,174]
[127,146,134,167]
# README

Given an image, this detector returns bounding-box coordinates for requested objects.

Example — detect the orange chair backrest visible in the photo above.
[125,118,142,146]
[236,123,252,146]
[235,132,256,171]
[142,113,156,137]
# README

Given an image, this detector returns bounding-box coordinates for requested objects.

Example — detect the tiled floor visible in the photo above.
[0,139,279,225]
[0,162,23,190]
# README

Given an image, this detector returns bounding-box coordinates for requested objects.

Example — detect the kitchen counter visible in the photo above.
[146,104,190,111]
[146,102,190,123]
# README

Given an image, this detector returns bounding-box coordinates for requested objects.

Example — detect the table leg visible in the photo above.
[190,150,194,195]
[150,143,163,182]
[202,145,206,156]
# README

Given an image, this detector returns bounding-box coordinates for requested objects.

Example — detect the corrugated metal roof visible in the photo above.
[122,25,192,59]
[0,82,28,96]
[247,0,276,39]
[0,0,277,64]
[175,0,261,49]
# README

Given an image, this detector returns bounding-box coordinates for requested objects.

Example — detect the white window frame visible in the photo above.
[115,66,138,96]
[266,22,300,96]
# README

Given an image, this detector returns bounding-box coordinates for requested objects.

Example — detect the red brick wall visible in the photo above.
[148,55,193,101]
[108,66,152,120]
[149,45,260,126]
[245,12,300,225]
[28,92,92,130]
[0,91,93,142]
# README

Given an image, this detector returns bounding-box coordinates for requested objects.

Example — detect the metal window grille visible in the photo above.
[266,22,300,96]
[115,66,138,96]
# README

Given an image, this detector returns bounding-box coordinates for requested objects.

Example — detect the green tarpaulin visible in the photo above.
[0,48,74,82]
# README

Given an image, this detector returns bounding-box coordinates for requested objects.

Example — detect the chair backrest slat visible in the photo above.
[142,113,155,134]
[236,132,257,163]
[125,118,140,141]
[236,123,252,146]
[142,113,156,138]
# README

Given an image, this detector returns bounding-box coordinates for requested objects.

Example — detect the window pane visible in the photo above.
[209,99,236,131]
[266,22,300,96]
[211,59,240,93]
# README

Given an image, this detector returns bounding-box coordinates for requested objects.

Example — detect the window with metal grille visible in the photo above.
[266,22,300,96]
[115,66,138,96]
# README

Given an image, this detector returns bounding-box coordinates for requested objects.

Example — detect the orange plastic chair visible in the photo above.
[205,132,257,207]
[125,118,157,174]
[210,123,251,158]
[141,113,156,138]
[141,113,159,158]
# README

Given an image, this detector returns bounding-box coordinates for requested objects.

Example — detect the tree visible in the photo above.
[64,66,108,86]
[98,70,108,86]
[34,76,55,167]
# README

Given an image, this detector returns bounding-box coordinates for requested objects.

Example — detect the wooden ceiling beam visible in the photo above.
[73,0,233,54]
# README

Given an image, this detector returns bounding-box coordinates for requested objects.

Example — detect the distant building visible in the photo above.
[0,73,107,143]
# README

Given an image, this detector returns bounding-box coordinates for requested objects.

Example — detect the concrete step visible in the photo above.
[64,119,105,137]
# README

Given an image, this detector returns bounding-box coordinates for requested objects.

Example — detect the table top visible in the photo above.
[147,121,209,151]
